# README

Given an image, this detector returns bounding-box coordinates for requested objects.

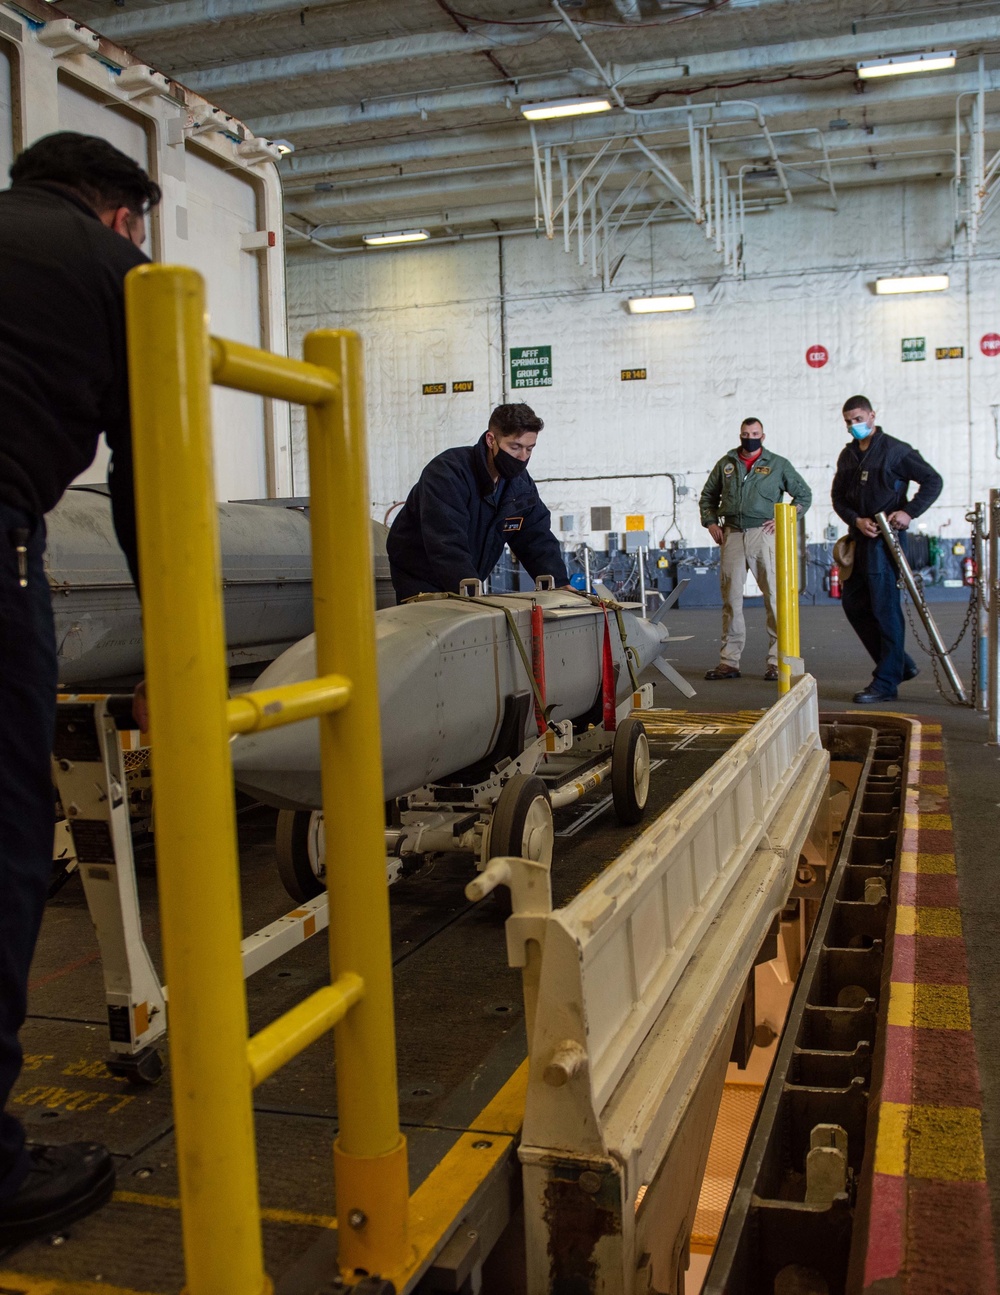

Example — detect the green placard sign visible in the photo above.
[510,345,552,389]
[902,336,926,362]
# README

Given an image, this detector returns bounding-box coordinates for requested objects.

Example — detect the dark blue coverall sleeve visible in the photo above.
[413,454,482,592]
[898,448,943,518]
[507,490,569,585]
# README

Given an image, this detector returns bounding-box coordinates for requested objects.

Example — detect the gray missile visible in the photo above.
[46,487,394,687]
[231,589,687,809]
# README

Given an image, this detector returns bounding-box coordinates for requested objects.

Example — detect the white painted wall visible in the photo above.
[286,181,1000,542]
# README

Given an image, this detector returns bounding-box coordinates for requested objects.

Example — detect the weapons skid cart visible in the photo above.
[266,579,695,907]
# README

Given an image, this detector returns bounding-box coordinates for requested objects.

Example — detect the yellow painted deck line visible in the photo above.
[900,852,957,875]
[112,1189,335,1229]
[0,1275,157,1295]
[895,905,963,938]
[391,1059,530,1286]
[887,982,971,1031]
[465,1058,529,1135]
[874,1102,987,1183]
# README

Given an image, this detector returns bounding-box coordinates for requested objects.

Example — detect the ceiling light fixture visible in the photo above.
[857,50,956,79]
[627,294,696,314]
[362,229,431,247]
[874,274,950,295]
[520,96,613,121]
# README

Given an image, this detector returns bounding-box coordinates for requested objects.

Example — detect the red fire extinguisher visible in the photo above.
[963,556,976,587]
[829,563,841,599]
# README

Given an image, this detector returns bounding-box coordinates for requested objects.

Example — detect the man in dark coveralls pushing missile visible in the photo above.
[387,403,569,601]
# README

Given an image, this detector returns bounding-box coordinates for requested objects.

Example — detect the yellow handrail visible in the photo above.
[775,502,802,694]
[125,264,409,1293]
[226,674,352,735]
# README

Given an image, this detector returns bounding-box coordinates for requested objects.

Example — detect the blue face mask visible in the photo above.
[849,420,871,440]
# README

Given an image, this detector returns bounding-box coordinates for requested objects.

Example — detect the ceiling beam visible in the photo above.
[183,14,999,100]
[288,145,957,227]
[82,0,357,43]
[293,154,957,243]
[250,56,1000,141]
[177,26,551,94]
[274,73,1000,188]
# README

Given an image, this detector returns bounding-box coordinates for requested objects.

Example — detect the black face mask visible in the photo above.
[493,445,529,479]
[740,437,762,454]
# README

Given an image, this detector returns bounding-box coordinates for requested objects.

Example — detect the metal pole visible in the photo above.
[125,265,269,1295]
[990,489,1000,741]
[775,503,801,694]
[974,502,989,713]
[638,545,647,614]
[584,544,592,593]
[874,512,968,704]
[304,330,410,1275]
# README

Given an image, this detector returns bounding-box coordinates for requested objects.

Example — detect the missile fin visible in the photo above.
[593,581,615,602]
[649,579,689,626]
[653,657,697,698]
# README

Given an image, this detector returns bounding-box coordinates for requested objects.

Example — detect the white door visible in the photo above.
[56,78,153,489]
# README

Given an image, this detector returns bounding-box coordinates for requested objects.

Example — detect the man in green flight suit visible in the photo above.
[699,417,812,681]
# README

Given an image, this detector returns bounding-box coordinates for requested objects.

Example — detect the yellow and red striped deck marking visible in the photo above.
[863,722,997,1293]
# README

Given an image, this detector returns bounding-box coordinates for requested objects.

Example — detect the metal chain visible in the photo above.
[898,567,978,707]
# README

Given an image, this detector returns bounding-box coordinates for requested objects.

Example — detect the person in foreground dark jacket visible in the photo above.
[831,394,943,703]
[387,402,569,601]
[0,132,160,1245]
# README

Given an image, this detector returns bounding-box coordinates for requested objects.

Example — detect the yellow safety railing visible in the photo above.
[775,502,802,694]
[125,265,408,1294]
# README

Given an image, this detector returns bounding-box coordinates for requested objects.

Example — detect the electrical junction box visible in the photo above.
[657,556,670,569]
[623,531,650,552]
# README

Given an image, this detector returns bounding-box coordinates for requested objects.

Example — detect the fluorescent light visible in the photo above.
[362,229,431,247]
[627,294,695,314]
[875,274,950,295]
[857,51,955,79]
[521,97,612,121]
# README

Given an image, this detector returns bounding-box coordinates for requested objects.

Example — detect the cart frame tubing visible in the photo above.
[775,502,800,695]
[125,264,408,1295]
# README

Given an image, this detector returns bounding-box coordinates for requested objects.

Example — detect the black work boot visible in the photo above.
[0,1142,115,1244]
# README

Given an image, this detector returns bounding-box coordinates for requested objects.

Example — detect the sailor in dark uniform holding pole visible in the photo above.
[831,394,943,703]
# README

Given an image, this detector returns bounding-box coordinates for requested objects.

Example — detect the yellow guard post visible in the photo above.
[125,265,408,1293]
[774,501,802,694]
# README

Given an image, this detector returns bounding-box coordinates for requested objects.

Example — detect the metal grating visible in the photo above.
[692,1083,764,1250]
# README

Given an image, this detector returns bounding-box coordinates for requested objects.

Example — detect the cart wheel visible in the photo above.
[611,716,650,826]
[488,774,553,916]
[106,1046,164,1087]
[275,809,325,901]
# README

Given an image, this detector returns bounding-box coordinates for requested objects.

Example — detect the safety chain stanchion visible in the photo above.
[971,503,988,714]
[875,512,968,706]
[989,489,1000,744]
[125,267,270,1295]
[775,503,802,695]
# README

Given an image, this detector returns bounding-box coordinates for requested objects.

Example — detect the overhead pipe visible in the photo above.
[254,65,1000,143]
[560,151,571,252]
[178,26,546,94]
[292,150,958,233]
[688,108,703,220]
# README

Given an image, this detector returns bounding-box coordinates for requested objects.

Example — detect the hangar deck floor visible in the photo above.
[0,601,994,1293]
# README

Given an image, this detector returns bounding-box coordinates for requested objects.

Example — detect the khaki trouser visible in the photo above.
[718,524,778,667]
